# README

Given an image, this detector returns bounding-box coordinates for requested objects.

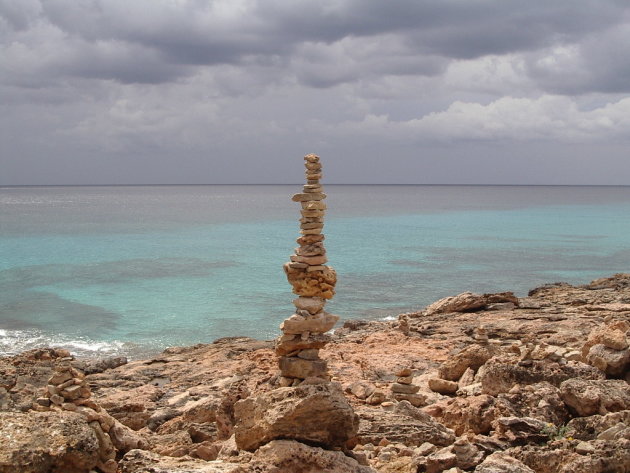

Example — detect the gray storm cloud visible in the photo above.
[1,0,630,184]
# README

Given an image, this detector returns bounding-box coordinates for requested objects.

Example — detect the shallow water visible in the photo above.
[1,185,629,358]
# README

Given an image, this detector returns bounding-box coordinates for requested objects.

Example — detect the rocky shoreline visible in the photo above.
[1,273,629,472]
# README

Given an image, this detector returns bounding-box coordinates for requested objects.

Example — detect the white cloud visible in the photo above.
[326,95,630,142]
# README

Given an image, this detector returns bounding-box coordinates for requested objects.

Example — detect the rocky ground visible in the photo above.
[1,273,629,473]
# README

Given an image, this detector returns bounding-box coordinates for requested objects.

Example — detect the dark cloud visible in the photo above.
[1,0,630,185]
[3,0,627,87]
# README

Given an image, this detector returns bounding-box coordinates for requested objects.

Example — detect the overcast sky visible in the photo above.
[1,0,630,185]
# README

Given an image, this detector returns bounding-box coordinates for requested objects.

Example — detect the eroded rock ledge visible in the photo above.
[1,273,630,473]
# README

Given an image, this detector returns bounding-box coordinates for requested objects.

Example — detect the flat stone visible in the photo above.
[287,262,308,269]
[300,228,323,235]
[295,244,325,257]
[61,385,85,401]
[278,357,328,379]
[428,378,459,395]
[292,193,326,202]
[300,209,326,218]
[304,162,322,171]
[304,154,320,162]
[299,222,324,230]
[305,173,322,180]
[291,254,328,265]
[397,376,413,385]
[303,185,323,193]
[391,383,420,394]
[297,349,320,360]
[297,234,325,245]
[392,393,427,407]
[299,216,324,224]
[395,368,413,377]
[575,441,596,454]
[276,333,330,356]
[281,312,339,334]
[293,297,325,314]
[301,201,327,210]
[306,265,327,272]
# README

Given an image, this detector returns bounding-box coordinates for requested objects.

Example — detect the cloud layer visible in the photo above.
[2,0,630,184]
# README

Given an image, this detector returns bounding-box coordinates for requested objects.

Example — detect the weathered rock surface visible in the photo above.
[0,411,101,473]
[560,378,630,416]
[3,273,630,473]
[355,402,455,447]
[120,449,243,473]
[438,344,495,381]
[474,452,535,473]
[248,440,376,473]
[477,358,603,396]
[233,383,358,451]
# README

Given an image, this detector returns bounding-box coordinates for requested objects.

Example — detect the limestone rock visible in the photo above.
[293,297,325,314]
[120,449,244,473]
[248,440,376,473]
[428,378,459,394]
[392,382,420,394]
[451,438,485,470]
[477,358,604,396]
[429,395,515,436]
[355,402,455,447]
[424,292,487,315]
[474,452,535,473]
[292,192,326,202]
[439,345,495,381]
[347,381,376,400]
[493,416,549,445]
[233,383,358,451]
[280,311,339,334]
[426,449,458,473]
[0,411,101,473]
[278,356,328,379]
[566,410,630,440]
[275,333,331,356]
[560,378,630,416]
[581,323,629,357]
[585,343,630,377]
[497,382,570,426]
[284,264,337,299]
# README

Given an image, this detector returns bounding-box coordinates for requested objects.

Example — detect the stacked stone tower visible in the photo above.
[276,154,338,386]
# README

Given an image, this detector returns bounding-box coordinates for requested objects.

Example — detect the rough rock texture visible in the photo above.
[474,452,535,473]
[477,358,604,396]
[566,410,630,440]
[560,378,630,416]
[3,273,630,473]
[438,344,495,381]
[248,440,376,473]
[120,449,244,473]
[0,411,100,473]
[233,383,358,451]
[355,402,455,447]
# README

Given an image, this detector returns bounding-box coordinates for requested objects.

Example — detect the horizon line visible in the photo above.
[1,183,629,188]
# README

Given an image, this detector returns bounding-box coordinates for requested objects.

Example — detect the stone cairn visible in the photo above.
[38,359,119,473]
[276,154,339,386]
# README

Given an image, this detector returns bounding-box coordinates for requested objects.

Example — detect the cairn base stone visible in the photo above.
[279,356,328,379]
[233,383,359,451]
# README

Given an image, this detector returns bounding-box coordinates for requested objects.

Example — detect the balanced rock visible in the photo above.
[280,311,339,335]
[233,383,359,451]
[275,333,331,356]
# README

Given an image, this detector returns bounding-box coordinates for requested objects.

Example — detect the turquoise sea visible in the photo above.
[1,185,629,359]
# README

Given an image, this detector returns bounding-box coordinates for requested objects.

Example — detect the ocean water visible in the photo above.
[1,185,629,359]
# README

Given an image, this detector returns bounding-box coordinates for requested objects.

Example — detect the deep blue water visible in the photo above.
[1,185,629,358]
